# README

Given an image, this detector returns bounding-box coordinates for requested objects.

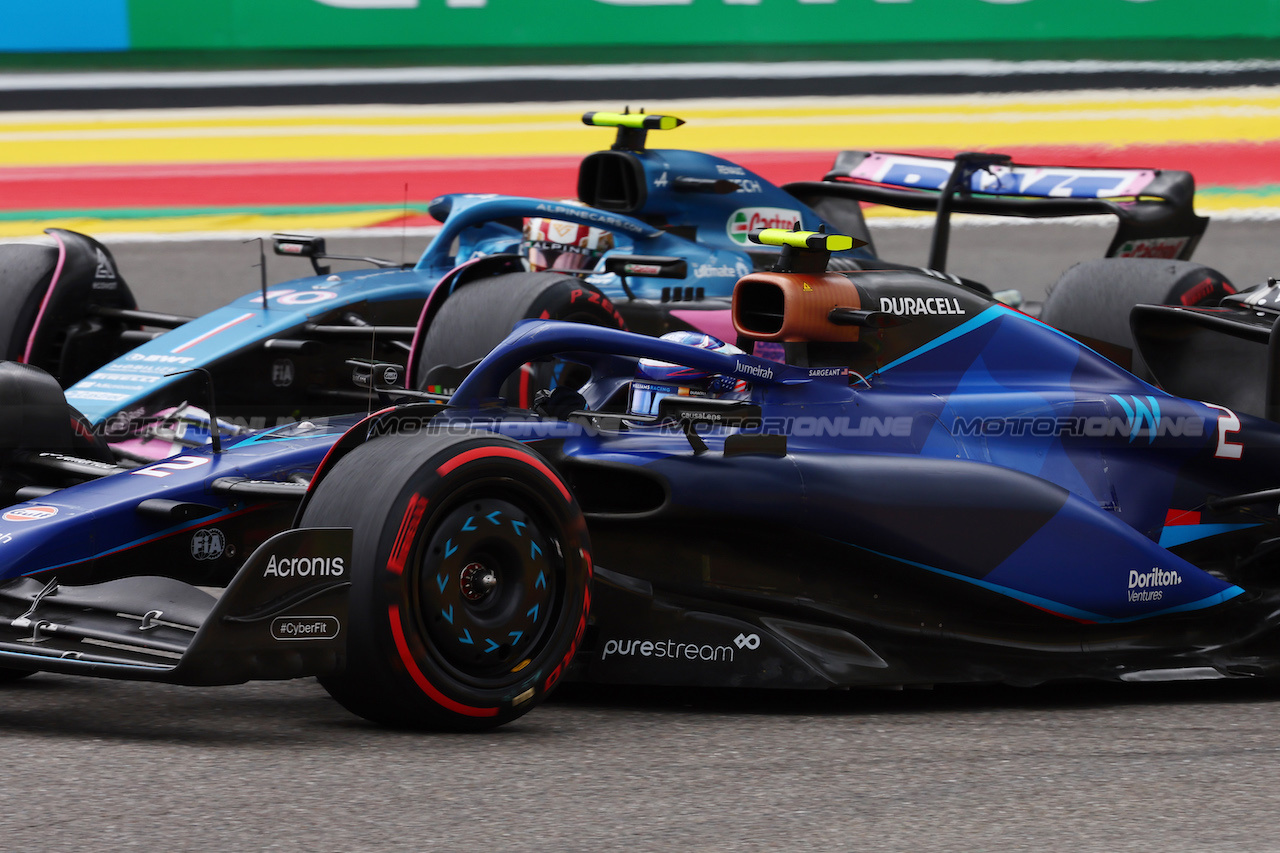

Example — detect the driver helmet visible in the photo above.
[629,331,749,416]
[522,217,615,272]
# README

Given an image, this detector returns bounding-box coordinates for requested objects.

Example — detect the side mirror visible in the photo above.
[273,233,326,258]
[348,359,405,391]
[657,397,762,455]
[603,255,688,280]
[272,234,403,275]
[273,234,329,275]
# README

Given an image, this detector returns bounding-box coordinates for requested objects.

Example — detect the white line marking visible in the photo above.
[2,59,1279,91]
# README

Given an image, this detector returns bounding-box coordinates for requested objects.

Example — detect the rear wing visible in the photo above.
[783,150,1207,273]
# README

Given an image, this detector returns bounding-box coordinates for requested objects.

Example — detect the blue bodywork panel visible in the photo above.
[0,418,353,580]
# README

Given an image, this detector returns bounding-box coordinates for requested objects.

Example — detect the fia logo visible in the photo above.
[191,528,226,561]
[272,359,295,388]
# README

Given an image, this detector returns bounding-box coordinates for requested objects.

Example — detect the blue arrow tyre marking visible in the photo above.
[535,569,546,588]
[486,510,502,525]
[508,630,523,644]
[461,515,477,531]
[526,604,539,621]
[511,519,526,537]
[444,538,457,558]
[531,541,542,561]
[460,629,474,645]
[436,573,449,593]
[484,638,500,653]
[442,605,454,625]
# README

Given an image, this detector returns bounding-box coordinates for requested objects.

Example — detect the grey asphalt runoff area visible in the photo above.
[110,216,1280,318]
[4,676,1280,851]
[0,218,1273,851]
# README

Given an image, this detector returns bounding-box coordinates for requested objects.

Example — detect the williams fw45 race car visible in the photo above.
[0,110,1231,464]
[0,228,1276,730]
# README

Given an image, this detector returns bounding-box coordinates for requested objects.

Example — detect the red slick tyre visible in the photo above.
[301,430,591,730]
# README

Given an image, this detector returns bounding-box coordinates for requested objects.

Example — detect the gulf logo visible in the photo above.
[3,505,58,522]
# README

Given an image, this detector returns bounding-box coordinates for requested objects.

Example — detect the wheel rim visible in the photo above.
[415,495,558,682]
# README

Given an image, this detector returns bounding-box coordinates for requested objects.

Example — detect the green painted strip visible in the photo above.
[1200,185,1280,199]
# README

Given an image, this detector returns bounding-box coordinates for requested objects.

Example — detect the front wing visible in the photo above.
[0,528,351,685]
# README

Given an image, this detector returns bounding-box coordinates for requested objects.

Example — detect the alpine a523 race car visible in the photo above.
[0,228,1275,730]
[0,111,1230,462]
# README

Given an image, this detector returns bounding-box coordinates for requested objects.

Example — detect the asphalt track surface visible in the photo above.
[109,217,1280,318]
[2,220,1279,853]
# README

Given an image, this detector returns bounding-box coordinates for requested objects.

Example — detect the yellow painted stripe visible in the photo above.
[1198,190,1280,211]
[5,88,1278,128]
[0,90,1277,167]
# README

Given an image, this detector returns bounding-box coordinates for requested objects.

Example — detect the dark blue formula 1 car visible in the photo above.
[0,111,1230,463]
[0,228,1275,730]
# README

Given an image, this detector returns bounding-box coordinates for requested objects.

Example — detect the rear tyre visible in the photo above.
[1039,258,1233,378]
[415,272,626,406]
[301,430,591,730]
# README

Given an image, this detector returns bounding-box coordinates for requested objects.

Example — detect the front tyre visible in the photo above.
[0,229,136,385]
[415,272,626,406]
[301,431,591,730]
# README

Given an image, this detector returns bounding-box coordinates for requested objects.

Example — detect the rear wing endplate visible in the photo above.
[1133,302,1280,423]
[783,150,1207,273]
